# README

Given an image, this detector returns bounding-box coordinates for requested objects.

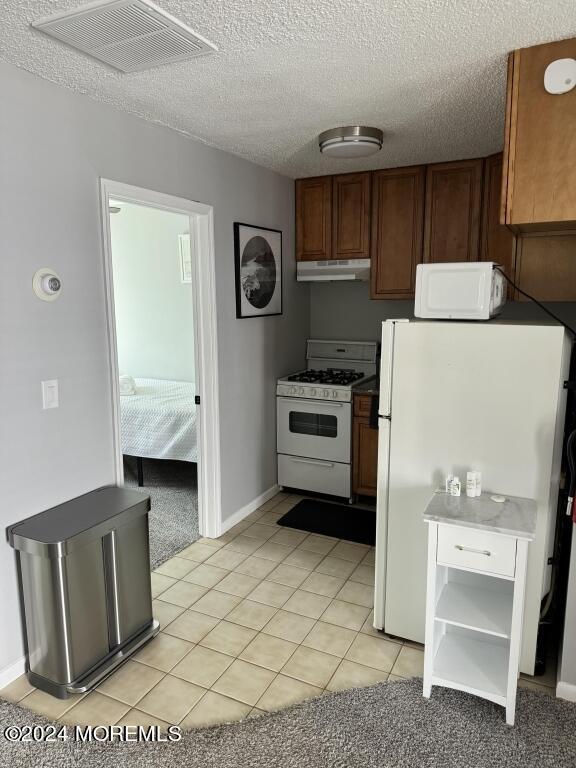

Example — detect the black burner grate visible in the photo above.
[287,368,364,386]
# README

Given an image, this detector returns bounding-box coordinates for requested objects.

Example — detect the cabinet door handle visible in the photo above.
[455,544,491,556]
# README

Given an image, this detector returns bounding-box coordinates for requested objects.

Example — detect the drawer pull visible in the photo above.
[290,458,334,468]
[455,545,491,556]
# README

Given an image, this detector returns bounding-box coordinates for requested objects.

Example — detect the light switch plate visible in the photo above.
[42,379,59,409]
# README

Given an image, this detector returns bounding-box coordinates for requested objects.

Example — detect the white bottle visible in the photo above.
[445,474,454,493]
[474,471,482,497]
[466,472,476,497]
[450,476,461,496]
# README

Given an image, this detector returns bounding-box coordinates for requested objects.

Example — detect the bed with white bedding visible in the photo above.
[120,378,197,466]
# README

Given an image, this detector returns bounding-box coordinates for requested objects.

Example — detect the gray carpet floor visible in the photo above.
[2,678,575,767]
[123,457,199,569]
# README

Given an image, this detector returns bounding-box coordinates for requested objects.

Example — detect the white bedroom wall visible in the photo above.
[0,61,309,681]
[110,202,194,382]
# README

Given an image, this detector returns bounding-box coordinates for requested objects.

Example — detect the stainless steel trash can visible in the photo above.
[7,486,159,699]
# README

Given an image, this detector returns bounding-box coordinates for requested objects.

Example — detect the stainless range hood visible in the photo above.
[296,259,370,282]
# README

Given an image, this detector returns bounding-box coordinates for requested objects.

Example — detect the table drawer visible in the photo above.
[436,525,516,577]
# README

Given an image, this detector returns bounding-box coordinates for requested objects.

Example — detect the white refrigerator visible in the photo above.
[374,319,571,674]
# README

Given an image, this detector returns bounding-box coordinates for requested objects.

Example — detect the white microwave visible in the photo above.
[414,262,507,320]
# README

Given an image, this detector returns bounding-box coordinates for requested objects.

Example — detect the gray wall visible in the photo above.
[0,61,309,677]
[559,529,576,691]
[310,281,576,342]
[310,282,412,341]
[110,202,194,382]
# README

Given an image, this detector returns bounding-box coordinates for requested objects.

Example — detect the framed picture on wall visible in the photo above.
[179,233,192,283]
[234,222,282,318]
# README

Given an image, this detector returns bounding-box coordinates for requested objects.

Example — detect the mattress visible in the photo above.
[120,378,197,463]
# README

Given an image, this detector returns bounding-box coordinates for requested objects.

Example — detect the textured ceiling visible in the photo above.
[1,1,576,177]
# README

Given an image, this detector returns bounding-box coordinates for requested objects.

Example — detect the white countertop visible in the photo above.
[423,490,537,540]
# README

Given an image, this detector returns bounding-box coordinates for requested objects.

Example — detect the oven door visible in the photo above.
[277,396,351,463]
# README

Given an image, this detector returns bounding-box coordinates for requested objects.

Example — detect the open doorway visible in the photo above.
[110,199,198,564]
[100,180,221,567]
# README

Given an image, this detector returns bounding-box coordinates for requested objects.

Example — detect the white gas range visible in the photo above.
[276,339,378,501]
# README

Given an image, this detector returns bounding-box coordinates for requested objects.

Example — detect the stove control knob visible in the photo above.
[289,386,297,395]
[332,390,339,398]
[310,388,317,396]
[323,389,330,397]
[298,387,305,396]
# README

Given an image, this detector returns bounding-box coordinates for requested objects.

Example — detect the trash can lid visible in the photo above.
[7,486,151,558]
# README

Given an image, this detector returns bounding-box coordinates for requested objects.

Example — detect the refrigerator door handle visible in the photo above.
[379,319,408,418]
[374,415,392,631]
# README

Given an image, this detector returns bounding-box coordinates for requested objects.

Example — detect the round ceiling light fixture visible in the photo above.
[318,126,384,158]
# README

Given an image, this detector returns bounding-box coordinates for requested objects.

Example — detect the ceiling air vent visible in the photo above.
[32,0,217,73]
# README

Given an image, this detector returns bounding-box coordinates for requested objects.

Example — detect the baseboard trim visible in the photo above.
[556,681,576,702]
[220,484,280,535]
[0,656,26,689]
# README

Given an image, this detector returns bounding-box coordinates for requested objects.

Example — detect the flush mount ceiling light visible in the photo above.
[318,126,384,158]
[31,0,217,73]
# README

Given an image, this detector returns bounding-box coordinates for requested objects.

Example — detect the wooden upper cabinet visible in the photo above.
[332,172,371,260]
[423,159,483,263]
[296,176,332,261]
[370,166,425,299]
[503,38,576,229]
[515,235,576,301]
[481,153,516,298]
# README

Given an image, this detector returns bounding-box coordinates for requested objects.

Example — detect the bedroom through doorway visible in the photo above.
[107,198,200,568]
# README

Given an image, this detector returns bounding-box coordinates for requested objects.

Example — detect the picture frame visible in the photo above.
[234,222,282,319]
[178,233,192,283]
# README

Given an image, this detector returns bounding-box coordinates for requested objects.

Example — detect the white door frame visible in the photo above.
[99,179,221,538]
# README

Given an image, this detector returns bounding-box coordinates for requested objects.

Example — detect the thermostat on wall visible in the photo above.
[33,268,62,301]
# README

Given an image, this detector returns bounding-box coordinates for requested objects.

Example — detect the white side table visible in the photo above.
[422,491,536,726]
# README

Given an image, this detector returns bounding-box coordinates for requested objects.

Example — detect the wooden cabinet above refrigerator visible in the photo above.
[502,37,576,230]
[370,166,425,299]
[423,159,484,264]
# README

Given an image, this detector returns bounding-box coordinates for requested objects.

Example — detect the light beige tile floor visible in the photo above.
[0,491,556,729]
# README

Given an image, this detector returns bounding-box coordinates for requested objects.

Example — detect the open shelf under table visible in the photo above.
[435,580,513,638]
[432,632,509,705]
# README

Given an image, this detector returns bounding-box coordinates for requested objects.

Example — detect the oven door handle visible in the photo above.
[278,397,345,409]
[290,458,335,468]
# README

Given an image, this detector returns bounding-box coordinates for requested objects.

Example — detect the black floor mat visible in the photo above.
[277,498,376,546]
